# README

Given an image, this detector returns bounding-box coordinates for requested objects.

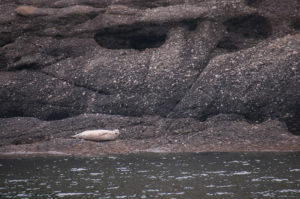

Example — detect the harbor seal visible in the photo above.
[71,129,119,141]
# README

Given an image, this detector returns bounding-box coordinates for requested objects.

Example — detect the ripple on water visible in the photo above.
[175,175,194,180]
[206,192,234,196]
[217,185,236,188]
[158,192,185,196]
[115,195,127,199]
[184,186,194,190]
[108,156,117,160]
[206,171,226,174]
[57,193,85,197]
[8,179,28,183]
[116,167,130,172]
[107,186,119,190]
[70,168,88,172]
[90,172,104,176]
[232,171,252,175]
[137,170,150,173]
[271,178,289,182]
[252,190,276,197]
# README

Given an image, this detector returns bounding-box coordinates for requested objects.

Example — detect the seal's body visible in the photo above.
[72,129,119,141]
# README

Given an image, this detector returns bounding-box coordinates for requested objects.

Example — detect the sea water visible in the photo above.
[0,153,299,199]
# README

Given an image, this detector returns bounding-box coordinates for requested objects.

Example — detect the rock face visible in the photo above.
[0,0,299,153]
[169,34,300,123]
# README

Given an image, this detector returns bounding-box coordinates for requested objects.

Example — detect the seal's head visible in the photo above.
[113,129,120,135]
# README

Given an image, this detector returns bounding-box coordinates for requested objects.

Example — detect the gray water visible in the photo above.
[0,153,300,199]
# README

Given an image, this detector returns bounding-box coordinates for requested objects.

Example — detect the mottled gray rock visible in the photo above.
[0,70,110,120]
[0,113,210,146]
[169,34,300,131]
[0,0,300,150]
[1,113,300,155]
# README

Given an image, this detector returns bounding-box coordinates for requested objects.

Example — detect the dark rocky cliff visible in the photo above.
[0,0,299,155]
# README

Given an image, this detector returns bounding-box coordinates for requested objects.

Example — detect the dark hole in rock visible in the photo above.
[0,107,24,119]
[54,35,64,40]
[291,18,300,30]
[224,14,272,39]
[11,140,23,145]
[47,48,63,57]
[8,63,40,71]
[244,113,265,124]
[124,0,184,9]
[46,110,71,121]
[95,25,168,51]
[87,13,99,20]
[242,102,268,124]
[13,56,21,63]
[54,14,94,27]
[0,53,7,68]
[286,121,300,135]
[217,14,272,51]
[0,32,14,47]
[182,19,198,31]
[284,111,300,136]
[245,0,263,7]
[216,37,239,52]
[11,136,45,145]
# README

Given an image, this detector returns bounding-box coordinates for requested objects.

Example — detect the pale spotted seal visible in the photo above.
[72,129,119,141]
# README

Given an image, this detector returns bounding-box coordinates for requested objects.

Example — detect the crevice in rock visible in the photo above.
[94,24,168,51]
[217,14,272,52]
[0,53,7,69]
[245,0,263,7]
[284,111,300,135]
[0,32,15,47]
[3,55,68,71]
[243,112,265,124]
[181,19,199,31]
[11,136,46,145]
[0,108,25,119]
[46,110,71,121]
[213,112,299,136]
[56,13,99,26]
[291,18,300,30]
[224,14,272,38]
[38,70,110,95]
[167,49,215,118]
[216,37,240,52]
[121,0,185,9]
[8,63,40,71]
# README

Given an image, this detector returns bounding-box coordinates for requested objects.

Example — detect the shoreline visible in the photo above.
[1,114,299,158]
[1,135,299,158]
[1,150,300,159]
[1,149,300,159]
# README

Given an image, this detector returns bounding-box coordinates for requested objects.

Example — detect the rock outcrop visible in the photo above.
[0,0,299,154]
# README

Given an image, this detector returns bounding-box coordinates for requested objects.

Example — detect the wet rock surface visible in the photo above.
[1,114,300,156]
[0,0,299,155]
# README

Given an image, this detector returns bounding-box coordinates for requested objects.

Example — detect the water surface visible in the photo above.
[0,153,300,198]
